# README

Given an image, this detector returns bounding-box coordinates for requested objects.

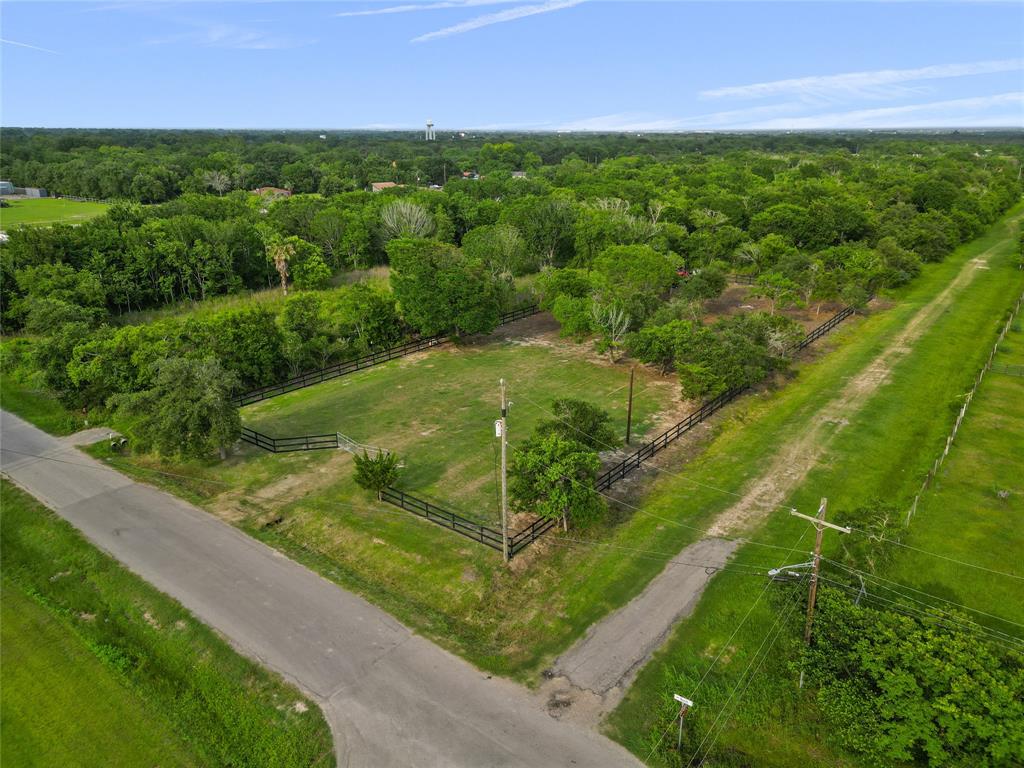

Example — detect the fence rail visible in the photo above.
[595,305,857,493]
[728,273,758,285]
[240,426,339,452]
[380,487,506,552]
[234,304,539,406]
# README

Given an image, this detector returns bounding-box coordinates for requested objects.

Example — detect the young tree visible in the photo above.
[112,357,241,460]
[509,433,604,531]
[590,300,631,362]
[266,237,294,295]
[749,273,802,315]
[353,451,401,500]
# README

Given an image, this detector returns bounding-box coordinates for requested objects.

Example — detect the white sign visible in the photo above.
[673,694,694,708]
[494,419,503,437]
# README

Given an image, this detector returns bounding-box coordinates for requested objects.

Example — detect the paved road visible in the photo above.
[1,410,641,768]
[553,538,738,698]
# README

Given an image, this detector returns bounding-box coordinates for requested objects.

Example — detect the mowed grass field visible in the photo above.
[1,586,197,768]
[243,338,673,521]
[0,197,109,227]
[608,205,1024,766]
[0,480,334,768]
[886,310,1024,628]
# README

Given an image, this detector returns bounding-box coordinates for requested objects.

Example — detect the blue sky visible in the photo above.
[2,1,1022,130]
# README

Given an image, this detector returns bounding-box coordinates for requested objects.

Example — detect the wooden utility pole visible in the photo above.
[791,499,849,688]
[791,499,850,644]
[625,367,635,444]
[499,378,509,563]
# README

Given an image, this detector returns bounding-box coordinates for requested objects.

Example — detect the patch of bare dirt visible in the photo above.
[704,284,844,332]
[210,450,354,523]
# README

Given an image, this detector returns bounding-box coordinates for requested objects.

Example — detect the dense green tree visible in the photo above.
[112,357,241,460]
[509,432,604,531]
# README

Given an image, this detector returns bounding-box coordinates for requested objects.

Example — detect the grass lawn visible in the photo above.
[0,197,109,227]
[92,332,680,675]
[885,307,1024,630]
[243,338,672,521]
[0,480,335,768]
[1,584,197,768]
[607,205,1024,766]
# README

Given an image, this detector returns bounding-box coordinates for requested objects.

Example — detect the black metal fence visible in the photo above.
[728,273,758,285]
[240,303,858,555]
[240,426,339,452]
[380,487,506,552]
[791,306,855,352]
[379,486,560,559]
[595,305,858,492]
[234,304,540,406]
[595,386,747,491]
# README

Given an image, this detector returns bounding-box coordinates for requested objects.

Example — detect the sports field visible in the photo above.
[0,197,109,227]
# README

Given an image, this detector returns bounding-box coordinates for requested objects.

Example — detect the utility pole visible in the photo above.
[499,378,509,563]
[625,366,635,445]
[791,499,850,687]
[673,694,694,750]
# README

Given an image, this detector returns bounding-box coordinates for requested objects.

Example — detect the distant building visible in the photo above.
[251,186,292,199]
[0,181,14,195]
[370,181,402,193]
[511,171,527,179]
[20,187,47,198]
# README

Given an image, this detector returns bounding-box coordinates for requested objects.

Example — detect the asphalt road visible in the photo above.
[1,410,641,767]
[553,537,739,698]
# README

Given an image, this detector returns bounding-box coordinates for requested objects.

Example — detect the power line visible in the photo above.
[685,592,804,767]
[844,527,1024,583]
[641,527,809,764]
[517,383,1024,586]
[822,557,1024,630]
[815,575,1024,652]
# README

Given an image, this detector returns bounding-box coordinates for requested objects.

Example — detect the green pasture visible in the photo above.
[608,205,1024,766]
[0,480,335,768]
[243,340,671,521]
[0,197,109,227]
[1,585,197,768]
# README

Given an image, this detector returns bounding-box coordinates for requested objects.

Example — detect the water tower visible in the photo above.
[425,120,436,141]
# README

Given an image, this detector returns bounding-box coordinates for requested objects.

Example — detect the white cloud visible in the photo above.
[744,92,1024,129]
[554,103,806,132]
[337,1,510,18]
[702,59,1024,102]
[411,0,586,43]
[0,37,61,55]
[148,23,314,50]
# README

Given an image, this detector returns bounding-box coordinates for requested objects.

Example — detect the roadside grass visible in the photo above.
[1,584,197,768]
[607,205,1024,766]
[0,197,109,227]
[0,480,335,768]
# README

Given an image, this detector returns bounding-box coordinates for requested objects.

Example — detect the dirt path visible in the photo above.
[544,237,1004,725]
